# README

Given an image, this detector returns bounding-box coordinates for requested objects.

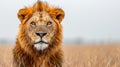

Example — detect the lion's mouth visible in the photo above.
[34,40,48,44]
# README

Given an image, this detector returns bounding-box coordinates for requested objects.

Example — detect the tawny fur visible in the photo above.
[13,1,64,67]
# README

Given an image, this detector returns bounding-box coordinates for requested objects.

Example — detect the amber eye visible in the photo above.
[30,21,36,27]
[46,21,52,26]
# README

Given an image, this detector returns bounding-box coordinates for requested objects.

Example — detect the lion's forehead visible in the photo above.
[32,11,52,22]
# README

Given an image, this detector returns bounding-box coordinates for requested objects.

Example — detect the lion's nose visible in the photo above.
[36,32,47,38]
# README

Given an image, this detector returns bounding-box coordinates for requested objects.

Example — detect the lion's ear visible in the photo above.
[17,8,33,22]
[17,8,27,22]
[50,8,65,23]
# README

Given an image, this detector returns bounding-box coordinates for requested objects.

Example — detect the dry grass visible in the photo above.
[0,44,120,67]
[0,45,13,67]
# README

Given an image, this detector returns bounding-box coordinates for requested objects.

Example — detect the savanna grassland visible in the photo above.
[0,43,120,67]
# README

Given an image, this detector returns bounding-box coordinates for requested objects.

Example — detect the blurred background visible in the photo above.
[0,0,120,45]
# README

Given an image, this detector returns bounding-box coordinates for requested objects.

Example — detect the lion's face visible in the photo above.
[17,2,64,51]
[26,11,57,51]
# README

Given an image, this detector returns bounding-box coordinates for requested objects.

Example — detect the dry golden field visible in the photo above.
[0,43,120,67]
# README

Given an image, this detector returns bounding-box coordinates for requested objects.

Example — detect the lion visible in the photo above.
[13,1,65,67]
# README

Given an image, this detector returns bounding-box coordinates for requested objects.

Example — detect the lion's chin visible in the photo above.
[34,43,48,51]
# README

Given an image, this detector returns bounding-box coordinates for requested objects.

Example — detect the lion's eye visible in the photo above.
[46,21,52,26]
[30,21,36,26]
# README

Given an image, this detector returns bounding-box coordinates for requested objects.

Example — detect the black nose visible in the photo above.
[36,32,47,37]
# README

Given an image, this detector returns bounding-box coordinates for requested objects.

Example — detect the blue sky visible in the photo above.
[0,0,120,42]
